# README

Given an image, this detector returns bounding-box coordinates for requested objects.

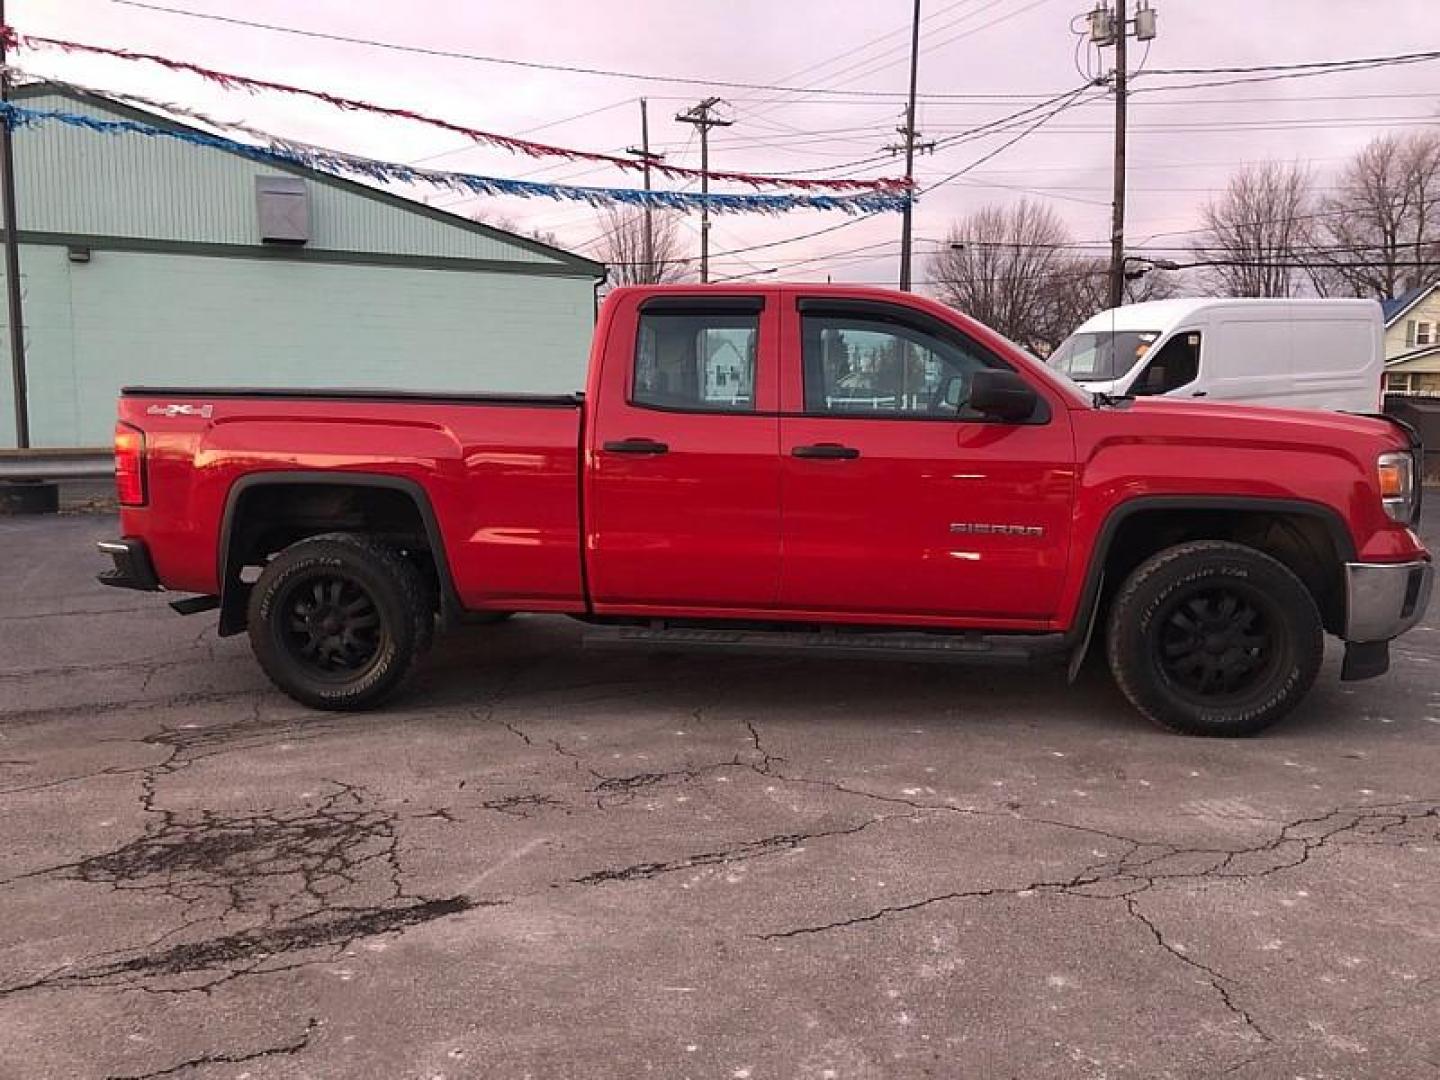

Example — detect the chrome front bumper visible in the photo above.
[1344,560,1434,643]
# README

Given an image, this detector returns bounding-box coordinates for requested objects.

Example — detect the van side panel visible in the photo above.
[1195,303,1383,412]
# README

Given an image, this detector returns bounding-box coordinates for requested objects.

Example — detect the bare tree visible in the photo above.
[928,200,1080,354]
[469,208,561,248]
[1194,162,1316,297]
[928,200,1185,353]
[597,207,688,286]
[1314,131,1440,299]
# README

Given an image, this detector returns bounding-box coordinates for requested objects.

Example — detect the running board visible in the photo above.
[583,624,1068,666]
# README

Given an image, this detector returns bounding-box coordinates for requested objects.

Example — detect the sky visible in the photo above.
[12,0,1440,288]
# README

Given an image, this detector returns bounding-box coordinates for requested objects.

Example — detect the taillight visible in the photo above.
[115,422,146,506]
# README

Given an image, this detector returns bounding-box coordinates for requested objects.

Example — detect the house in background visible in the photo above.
[1,84,604,449]
[1382,282,1440,396]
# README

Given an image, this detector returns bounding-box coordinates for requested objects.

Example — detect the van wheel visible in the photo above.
[248,533,431,711]
[1106,541,1322,737]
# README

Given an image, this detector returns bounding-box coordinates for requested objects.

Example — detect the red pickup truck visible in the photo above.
[98,284,1431,736]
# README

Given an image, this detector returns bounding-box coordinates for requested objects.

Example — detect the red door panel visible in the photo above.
[586,295,782,610]
[776,295,1076,623]
[779,416,1075,620]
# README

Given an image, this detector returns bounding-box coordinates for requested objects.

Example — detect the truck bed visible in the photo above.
[117,385,587,613]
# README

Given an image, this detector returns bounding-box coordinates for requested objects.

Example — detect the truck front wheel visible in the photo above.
[1106,541,1323,737]
[247,533,432,710]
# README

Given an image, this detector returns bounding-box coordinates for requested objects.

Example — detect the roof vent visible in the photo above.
[255,175,310,244]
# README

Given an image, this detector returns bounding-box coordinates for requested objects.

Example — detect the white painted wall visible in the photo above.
[0,246,596,447]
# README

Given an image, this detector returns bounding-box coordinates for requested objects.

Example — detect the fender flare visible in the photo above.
[1064,495,1357,677]
[216,471,461,637]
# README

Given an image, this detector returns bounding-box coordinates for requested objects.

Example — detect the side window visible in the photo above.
[801,313,994,418]
[634,311,758,412]
[1133,332,1201,396]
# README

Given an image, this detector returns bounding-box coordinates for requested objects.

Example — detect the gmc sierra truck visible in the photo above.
[98,284,1432,736]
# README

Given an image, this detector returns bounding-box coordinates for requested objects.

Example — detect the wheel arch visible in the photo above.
[1067,496,1356,672]
[217,471,460,637]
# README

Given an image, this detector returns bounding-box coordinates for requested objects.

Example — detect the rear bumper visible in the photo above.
[97,538,161,592]
[1343,559,1433,643]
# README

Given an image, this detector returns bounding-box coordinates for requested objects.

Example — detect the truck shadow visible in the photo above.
[412,615,1391,742]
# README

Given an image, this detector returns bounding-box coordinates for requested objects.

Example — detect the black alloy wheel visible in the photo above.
[278,573,383,678]
[1152,584,1278,702]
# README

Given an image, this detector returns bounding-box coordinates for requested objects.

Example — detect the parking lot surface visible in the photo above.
[1,504,1437,1079]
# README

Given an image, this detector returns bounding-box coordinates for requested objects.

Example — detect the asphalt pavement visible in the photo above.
[0,500,1437,1079]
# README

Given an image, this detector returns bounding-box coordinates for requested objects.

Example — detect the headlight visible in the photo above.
[1377,450,1416,523]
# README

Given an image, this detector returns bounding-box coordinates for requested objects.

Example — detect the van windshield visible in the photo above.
[1049,330,1161,382]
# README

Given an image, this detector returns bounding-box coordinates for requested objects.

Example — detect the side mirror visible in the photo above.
[968,369,1038,422]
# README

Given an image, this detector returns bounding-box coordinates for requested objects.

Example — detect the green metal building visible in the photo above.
[1,85,605,449]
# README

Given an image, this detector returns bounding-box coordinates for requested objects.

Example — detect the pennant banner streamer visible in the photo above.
[2,26,910,194]
[1,103,911,215]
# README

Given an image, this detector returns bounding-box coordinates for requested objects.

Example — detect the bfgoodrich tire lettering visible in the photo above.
[1106,540,1323,737]
[247,532,432,711]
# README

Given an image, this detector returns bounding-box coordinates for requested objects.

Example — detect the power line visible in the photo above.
[920,87,1098,195]
[649,86,1098,270]
[736,0,988,125]
[1144,50,1440,77]
[1131,55,1440,95]
[410,96,636,166]
[103,0,1071,100]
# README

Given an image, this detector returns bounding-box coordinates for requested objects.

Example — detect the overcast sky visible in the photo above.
[15,0,1440,287]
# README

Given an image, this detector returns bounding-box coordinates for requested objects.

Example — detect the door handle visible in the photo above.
[603,438,669,455]
[791,443,861,460]
[1191,391,1208,397]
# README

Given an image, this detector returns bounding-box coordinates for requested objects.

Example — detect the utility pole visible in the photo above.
[0,0,29,448]
[897,0,924,292]
[1089,0,1158,309]
[676,97,732,284]
[886,103,935,291]
[626,99,665,284]
[1108,8,1127,310]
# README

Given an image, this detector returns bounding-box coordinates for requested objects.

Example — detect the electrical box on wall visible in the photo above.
[255,175,310,244]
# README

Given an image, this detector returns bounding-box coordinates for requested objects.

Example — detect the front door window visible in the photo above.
[1133,332,1201,395]
[802,313,996,419]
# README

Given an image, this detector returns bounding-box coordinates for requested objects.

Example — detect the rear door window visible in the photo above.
[634,312,758,412]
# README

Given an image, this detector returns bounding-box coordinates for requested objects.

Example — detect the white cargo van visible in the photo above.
[1048,298,1384,411]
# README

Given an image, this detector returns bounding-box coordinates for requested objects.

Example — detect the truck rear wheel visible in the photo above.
[1106,541,1323,737]
[247,533,431,711]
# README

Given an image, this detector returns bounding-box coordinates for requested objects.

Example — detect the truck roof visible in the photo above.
[1072,296,1382,335]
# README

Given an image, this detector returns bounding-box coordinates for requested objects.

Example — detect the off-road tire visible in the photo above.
[248,532,432,711]
[1107,540,1323,737]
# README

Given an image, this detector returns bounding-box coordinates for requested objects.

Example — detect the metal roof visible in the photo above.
[11,83,604,277]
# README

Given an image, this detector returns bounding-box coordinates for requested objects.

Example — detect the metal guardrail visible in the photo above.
[0,449,113,481]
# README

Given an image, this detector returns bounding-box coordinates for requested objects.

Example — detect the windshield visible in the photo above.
[1049,330,1160,382]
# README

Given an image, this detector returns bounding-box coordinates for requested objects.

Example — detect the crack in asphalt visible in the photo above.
[750,800,1440,939]
[586,758,751,809]
[1124,895,1271,1041]
[5,628,1438,1072]
[570,817,892,885]
[747,796,1438,1040]
[104,1017,320,1080]
[0,769,489,997]
[4,897,483,999]
[0,603,157,623]
[0,690,263,731]
[481,792,570,818]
